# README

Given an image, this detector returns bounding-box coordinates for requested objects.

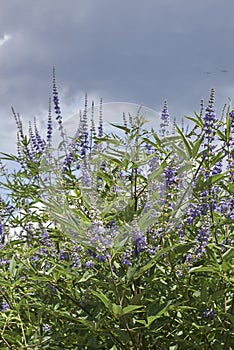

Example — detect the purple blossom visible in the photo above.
[63,151,76,171]
[227,197,234,220]
[1,300,10,312]
[146,143,159,178]
[53,66,62,126]
[225,109,234,179]
[147,245,158,255]
[50,285,56,294]
[88,218,117,250]
[164,164,179,190]
[202,88,217,164]
[81,157,91,187]
[123,258,132,266]
[60,250,69,260]
[43,324,51,332]
[47,98,53,147]
[194,225,210,258]
[185,221,211,264]
[176,224,185,240]
[97,251,110,262]
[0,223,4,242]
[40,230,52,254]
[98,98,103,138]
[160,100,170,137]
[34,119,46,153]
[204,309,216,320]
[28,119,46,161]
[85,259,94,268]
[122,248,132,266]
[72,256,81,268]
[185,252,192,263]
[212,160,222,175]
[130,221,148,254]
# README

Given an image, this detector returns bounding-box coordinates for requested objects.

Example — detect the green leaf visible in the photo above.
[185,114,203,128]
[216,129,227,142]
[192,136,204,158]
[122,304,145,315]
[199,173,227,191]
[134,245,179,279]
[111,303,123,316]
[147,301,172,326]
[174,242,194,254]
[189,265,220,274]
[109,123,130,133]
[222,247,234,261]
[225,112,231,139]
[9,256,17,278]
[78,271,95,283]
[0,152,20,162]
[113,230,129,250]
[91,290,112,310]
[175,126,192,158]
[0,279,12,287]
[99,153,123,166]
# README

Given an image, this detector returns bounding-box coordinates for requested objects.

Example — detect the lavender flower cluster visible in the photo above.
[7,75,233,274]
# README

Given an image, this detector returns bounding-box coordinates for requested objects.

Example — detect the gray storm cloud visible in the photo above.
[0,0,234,154]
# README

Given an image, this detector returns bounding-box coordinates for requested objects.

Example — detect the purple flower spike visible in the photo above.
[53,66,62,126]
[98,98,104,138]
[130,221,148,254]
[47,98,53,147]
[2,301,10,312]
[0,222,4,241]
[160,100,170,137]
[203,88,217,162]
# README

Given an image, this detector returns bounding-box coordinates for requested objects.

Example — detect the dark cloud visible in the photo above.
[0,0,234,152]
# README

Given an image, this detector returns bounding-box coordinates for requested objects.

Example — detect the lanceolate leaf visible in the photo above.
[175,125,192,158]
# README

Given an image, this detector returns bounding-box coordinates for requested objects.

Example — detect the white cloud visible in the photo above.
[0,33,11,47]
[52,101,162,148]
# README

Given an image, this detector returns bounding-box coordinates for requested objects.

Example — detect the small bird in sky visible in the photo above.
[206,69,228,74]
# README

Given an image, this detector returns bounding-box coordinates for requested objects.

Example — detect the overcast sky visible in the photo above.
[0,0,234,154]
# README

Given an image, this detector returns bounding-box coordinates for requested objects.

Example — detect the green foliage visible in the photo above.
[0,95,233,349]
